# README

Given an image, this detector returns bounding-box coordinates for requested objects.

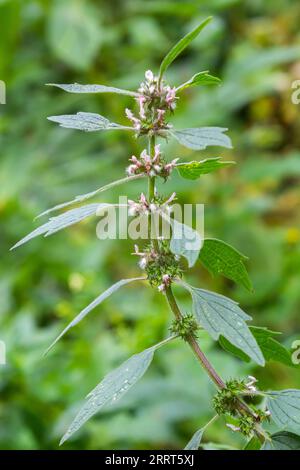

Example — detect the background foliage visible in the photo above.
[0,0,300,450]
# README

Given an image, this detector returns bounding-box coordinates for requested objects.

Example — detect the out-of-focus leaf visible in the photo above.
[176,158,235,180]
[45,277,145,354]
[181,282,264,366]
[47,112,129,132]
[244,436,261,450]
[11,203,110,250]
[47,83,138,97]
[60,337,175,445]
[262,432,300,450]
[172,127,232,150]
[266,390,300,434]
[219,327,293,366]
[159,17,212,79]
[177,71,221,91]
[198,238,252,291]
[47,0,102,70]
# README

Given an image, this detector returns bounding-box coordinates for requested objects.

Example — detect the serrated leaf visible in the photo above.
[47,83,138,97]
[36,174,144,219]
[172,127,232,150]
[159,17,212,80]
[198,238,252,291]
[266,390,300,434]
[219,326,292,366]
[262,432,300,450]
[161,213,203,268]
[184,428,204,450]
[11,203,110,250]
[181,282,264,366]
[47,112,130,132]
[244,436,262,450]
[176,158,235,181]
[177,71,221,91]
[45,277,145,355]
[60,338,174,445]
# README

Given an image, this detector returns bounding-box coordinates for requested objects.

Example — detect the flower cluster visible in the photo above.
[126,144,178,179]
[125,70,178,136]
[170,314,199,340]
[133,240,182,291]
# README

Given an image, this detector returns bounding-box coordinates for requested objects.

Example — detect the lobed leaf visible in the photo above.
[177,71,221,91]
[47,112,130,132]
[11,203,110,250]
[262,432,300,450]
[159,17,212,80]
[180,281,264,366]
[198,238,252,291]
[60,337,175,445]
[172,127,232,150]
[266,390,300,434]
[176,158,235,180]
[47,83,138,97]
[45,277,145,355]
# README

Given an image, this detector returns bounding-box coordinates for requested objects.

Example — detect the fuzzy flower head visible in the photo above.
[126,145,178,180]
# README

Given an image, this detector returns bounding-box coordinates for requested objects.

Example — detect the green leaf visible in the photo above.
[159,17,212,80]
[266,390,300,434]
[176,158,235,181]
[47,0,102,70]
[244,436,262,450]
[172,127,232,150]
[36,174,145,219]
[45,277,145,355]
[161,214,203,268]
[11,203,111,250]
[47,83,138,97]
[177,71,221,91]
[198,238,252,291]
[219,326,293,366]
[181,282,264,366]
[48,112,129,132]
[184,428,204,450]
[60,338,174,445]
[262,432,300,450]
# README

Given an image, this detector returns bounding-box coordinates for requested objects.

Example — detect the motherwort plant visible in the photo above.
[12,18,300,450]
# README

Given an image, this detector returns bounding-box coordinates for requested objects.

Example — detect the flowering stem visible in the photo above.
[148,135,159,251]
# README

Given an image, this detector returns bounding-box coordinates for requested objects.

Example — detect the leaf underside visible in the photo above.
[48,112,125,132]
[172,127,232,150]
[184,428,204,450]
[47,83,137,96]
[181,283,264,366]
[266,390,300,434]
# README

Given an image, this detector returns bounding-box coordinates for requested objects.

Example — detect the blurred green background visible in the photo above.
[0,0,300,450]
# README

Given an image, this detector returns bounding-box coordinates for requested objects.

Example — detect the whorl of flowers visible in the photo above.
[125,70,178,136]
[126,144,178,179]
